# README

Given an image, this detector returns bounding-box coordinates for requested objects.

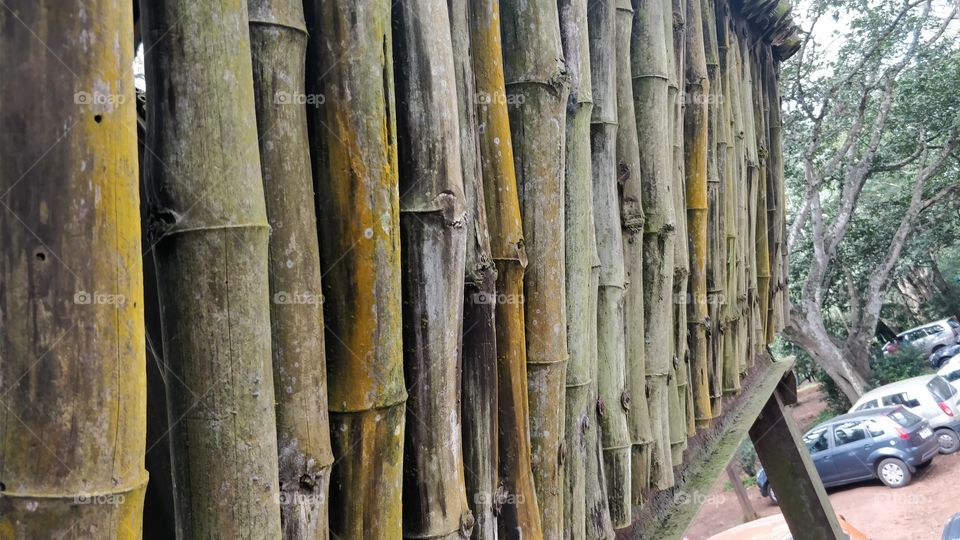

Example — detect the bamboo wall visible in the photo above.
[0,0,799,538]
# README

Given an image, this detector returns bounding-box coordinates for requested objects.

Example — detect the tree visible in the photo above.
[783,0,960,401]
[0,2,147,536]
[248,0,334,536]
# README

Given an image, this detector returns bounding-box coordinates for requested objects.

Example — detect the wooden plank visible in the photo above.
[749,388,844,540]
[725,464,758,523]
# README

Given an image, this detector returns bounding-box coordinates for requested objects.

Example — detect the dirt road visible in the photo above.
[684,385,960,539]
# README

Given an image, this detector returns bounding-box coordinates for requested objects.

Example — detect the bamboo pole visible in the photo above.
[559,0,598,534]
[0,2,147,536]
[450,1,499,537]
[684,0,713,430]
[763,48,787,339]
[248,1,334,536]
[669,0,692,465]
[501,3,571,535]
[141,1,283,536]
[393,1,473,536]
[303,2,406,536]
[633,0,677,491]
[701,0,726,418]
[739,30,760,369]
[469,1,544,535]
[615,0,654,507]
[754,50,772,354]
[730,28,750,376]
[587,0,634,527]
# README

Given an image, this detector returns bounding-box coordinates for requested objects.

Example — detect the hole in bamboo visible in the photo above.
[93,114,103,123]
[34,251,46,262]
[0,482,5,492]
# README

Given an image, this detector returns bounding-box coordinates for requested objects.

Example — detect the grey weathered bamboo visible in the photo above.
[633,0,677,491]
[559,0,600,535]
[501,2,571,535]
[141,0,282,535]
[303,1,406,535]
[393,0,474,536]
[450,1,499,537]
[469,0,544,535]
[0,2,147,536]
[248,0,335,537]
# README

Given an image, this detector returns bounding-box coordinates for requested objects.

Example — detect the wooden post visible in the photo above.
[724,464,757,523]
[749,390,843,540]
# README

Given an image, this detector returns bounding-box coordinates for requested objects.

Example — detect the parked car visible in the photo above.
[706,513,868,540]
[757,406,939,494]
[883,318,960,356]
[930,343,960,368]
[944,513,960,540]
[851,374,960,453]
[938,355,960,394]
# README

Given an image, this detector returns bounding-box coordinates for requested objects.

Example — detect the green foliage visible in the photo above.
[734,438,758,477]
[804,408,840,433]
[869,347,932,388]
[815,369,852,415]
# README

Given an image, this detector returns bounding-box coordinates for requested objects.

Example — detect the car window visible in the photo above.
[927,325,946,336]
[927,376,956,401]
[943,369,960,383]
[804,427,830,454]
[887,408,922,427]
[832,421,868,446]
[906,330,926,341]
[949,319,960,330]
[854,399,879,411]
[881,392,921,408]
[863,419,886,437]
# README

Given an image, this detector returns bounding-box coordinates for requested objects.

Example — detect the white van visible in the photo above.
[851,374,960,454]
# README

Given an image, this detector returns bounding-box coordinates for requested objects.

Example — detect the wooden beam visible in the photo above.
[749,389,843,540]
[725,464,758,523]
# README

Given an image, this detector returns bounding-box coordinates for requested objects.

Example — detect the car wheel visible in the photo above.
[877,458,912,488]
[768,487,779,506]
[936,428,960,454]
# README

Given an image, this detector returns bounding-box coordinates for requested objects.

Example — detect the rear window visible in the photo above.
[886,408,922,427]
[943,369,960,383]
[927,376,956,402]
[927,325,947,336]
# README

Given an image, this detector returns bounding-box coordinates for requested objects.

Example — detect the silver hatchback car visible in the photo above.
[883,318,960,356]
[851,374,960,453]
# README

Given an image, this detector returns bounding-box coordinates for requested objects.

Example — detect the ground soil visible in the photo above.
[684,383,960,540]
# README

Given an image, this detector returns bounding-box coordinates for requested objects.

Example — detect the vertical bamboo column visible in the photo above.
[615,0,654,508]
[701,0,726,416]
[469,2,544,535]
[141,0,282,536]
[303,1,406,536]
[764,49,787,339]
[731,29,750,375]
[393,1,474,537]
[450,1,499,537]
[684,0,713,430]
[558,0,599,535]
[739,31,760,368]
[0,1,147,536]
[248,1,334,536]
[588,0,634,527]
[501,4,571,535]
[633,0,676,491]
[668,0,692,465]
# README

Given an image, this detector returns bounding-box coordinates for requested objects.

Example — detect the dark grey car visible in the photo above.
[757,406,939,501]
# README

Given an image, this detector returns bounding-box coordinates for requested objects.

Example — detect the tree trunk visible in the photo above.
[450,1,499,537]
[303,2,406,536]
[684,0,713,429]
[501,4,571,536]
[615,0,654,506]
[393,0,473,537]
[633,0,677,491]
[248,1,334,536]
[586,0,634,527]
[558,0,601,535]
[469,1,544,535]
[0,2,147,536]
[141,1,284,536]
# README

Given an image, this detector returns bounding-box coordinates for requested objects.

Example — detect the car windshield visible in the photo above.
[927,376,956,402]
[886,408,922,427]
[943,368,960,383]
